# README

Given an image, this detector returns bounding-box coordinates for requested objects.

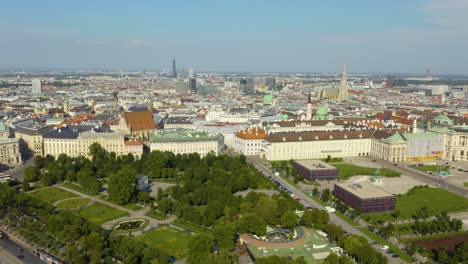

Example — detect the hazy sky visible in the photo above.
[1,0,467,74]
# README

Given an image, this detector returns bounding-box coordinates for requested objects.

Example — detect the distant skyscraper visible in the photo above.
[172,59,177,78]
[265,77,276,90]
[32,79,42,95]
[239,78,255,95]
[188,67,194,78]
[189,78,197,93]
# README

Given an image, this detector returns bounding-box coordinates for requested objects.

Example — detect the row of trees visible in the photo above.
[411,213,462,235]
[0,183,167,264]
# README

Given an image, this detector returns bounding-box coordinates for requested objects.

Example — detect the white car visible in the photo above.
[379,245,389,251]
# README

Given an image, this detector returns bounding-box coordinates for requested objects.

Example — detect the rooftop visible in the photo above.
[335,182,394,199]
[122,111,156,131]
[150,128,221,142]
[293,160,337,170]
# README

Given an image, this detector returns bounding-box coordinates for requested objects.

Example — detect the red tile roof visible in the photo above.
[122,111,156,131]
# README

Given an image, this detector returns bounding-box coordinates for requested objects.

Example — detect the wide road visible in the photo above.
[375,159,468,198]
[0,233,39,264]
[245,156,402,264]
[9,159,34,182]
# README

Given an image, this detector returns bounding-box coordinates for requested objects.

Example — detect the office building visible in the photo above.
[0,138,22,166]
[239,78,255,95]
[32,79,42,95]
[189,78,197,93]
[172,59,177,78]
[334,182,396,213]
[292,160,339,181]
[265,77,276,90]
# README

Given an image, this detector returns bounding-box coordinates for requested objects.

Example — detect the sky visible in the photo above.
[0,0,467,74]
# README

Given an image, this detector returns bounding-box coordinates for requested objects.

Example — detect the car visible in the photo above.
[371,159,376,162]
[393,163,397,166]
[295,198,301,202]
[392,254,399,258]
[17,248,23,252]
[379,245,389,250]
[371,241,378,245]
[16,255,24,260]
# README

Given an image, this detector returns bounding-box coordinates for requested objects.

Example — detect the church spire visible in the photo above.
[338,64,349,102]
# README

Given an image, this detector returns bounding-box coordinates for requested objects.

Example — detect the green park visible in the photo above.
[77,202,128,224]
[137,226,191,259]
[30,187,78,204]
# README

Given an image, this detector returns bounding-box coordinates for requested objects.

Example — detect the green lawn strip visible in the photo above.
[302,181,321,186]
[78,202,128,225]
[333,163,400,180]
[411,165,449,172]
[320,157,344,163]
[145,210,170,221]
[464,182,468,187]
[62,182,98,196]
[172,219,211,234]
[359,227,413,263]
[29,187,78,204]
[365,187,468,221]
[137,226,191,259]
[56,198,91,209]
[310,195,327,206]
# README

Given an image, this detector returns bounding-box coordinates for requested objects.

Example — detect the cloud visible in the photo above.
[127,39,150,48]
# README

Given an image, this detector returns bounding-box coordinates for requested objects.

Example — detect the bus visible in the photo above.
[34,249,65,264]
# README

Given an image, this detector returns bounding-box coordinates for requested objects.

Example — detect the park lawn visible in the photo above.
[333,163,400,180]
[30,187,78,204]
[78,202,128,225]
[137,226,190,259]
[365,186,468,221]
[56,198,90,209]
[412,165,449,172]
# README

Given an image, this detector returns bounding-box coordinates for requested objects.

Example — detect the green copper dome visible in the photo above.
[316,106,327,116]
[281,114,289,120]
[263,94,273,104]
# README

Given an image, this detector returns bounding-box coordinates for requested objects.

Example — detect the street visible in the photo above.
[8,159,34,182]
[0,233,39,264]
[374,159,468,198]
[245,156,403,264]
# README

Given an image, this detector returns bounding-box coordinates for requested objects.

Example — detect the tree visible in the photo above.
[323,253,340,264]
[22,178,31,191]
[281,211,298,229]
[321,189,331,202]
[107,165,137,205]
[24,167,39,182]
[237,213,266,235]
[213,221,236,251]
[322,223,343,243]
[312,187,319,196]
[187,233,215,264]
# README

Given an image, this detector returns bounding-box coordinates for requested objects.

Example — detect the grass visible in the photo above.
[78,202,128,225]
[359,227,413,263]
[56,198,90,209]
[137,226,191,259]
[464,182,468,187]
[302,181,321,186]
[365,186,468,221]
[145,210,170,221]
[333,163,400,180]
[62,182,98,196]
[30,187,78,204]
[411,165,449,172]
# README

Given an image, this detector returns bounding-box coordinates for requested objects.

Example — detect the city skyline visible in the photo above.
[1,0,468,74]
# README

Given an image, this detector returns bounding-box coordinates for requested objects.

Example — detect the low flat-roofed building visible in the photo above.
[292,160,338,181]
[150,128,224,156]
[333,182,396,213]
